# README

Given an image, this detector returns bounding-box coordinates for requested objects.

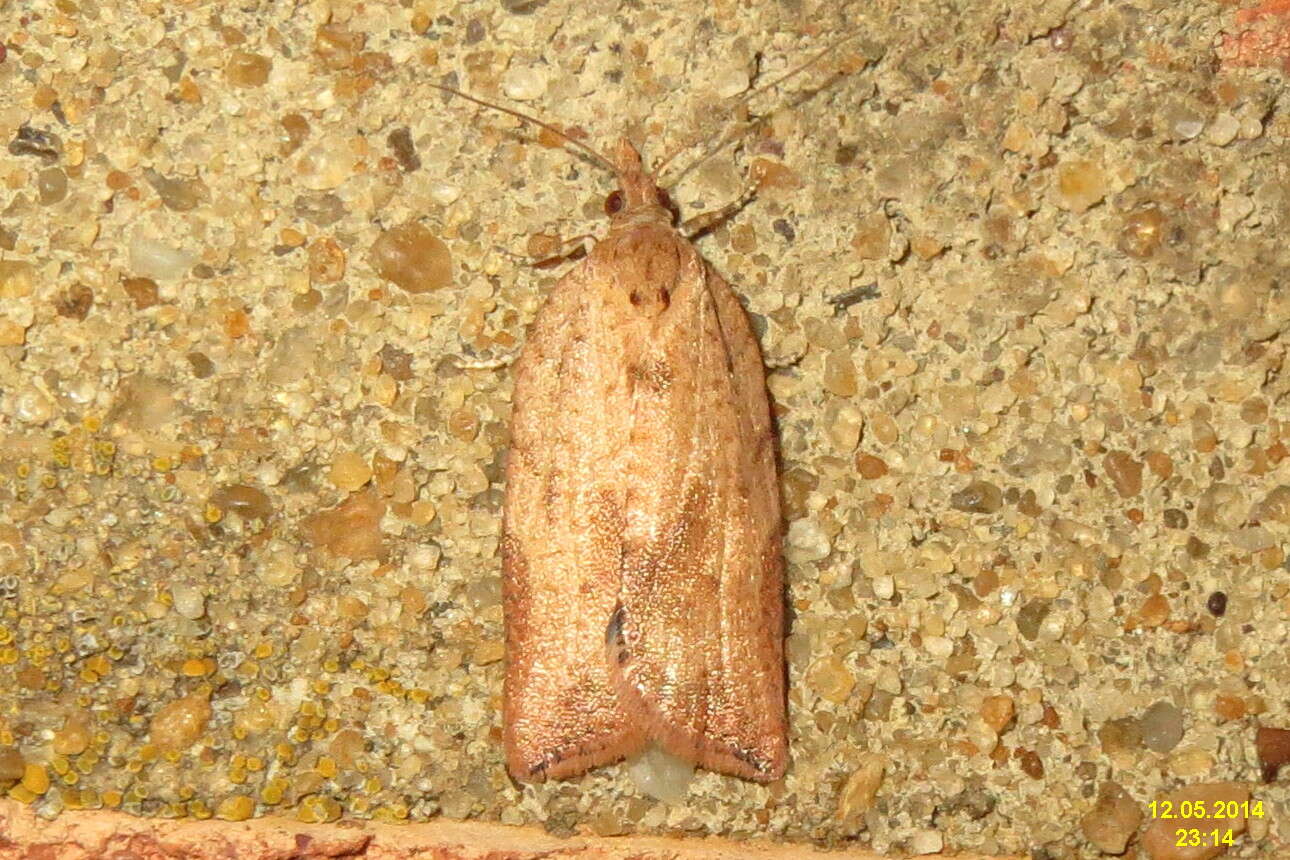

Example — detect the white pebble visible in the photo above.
[129,236,195,280]
[714,67,750,98]
[171,583,206,619]
[872,575,895,600]
[910,829,944,855]
[501,65,547,101]
[786,518,832,562]
[626,743,694,803]
[14,385,56,424]
[923,636,953,659]
[1206,112,1240,147]
[429,182,461,206]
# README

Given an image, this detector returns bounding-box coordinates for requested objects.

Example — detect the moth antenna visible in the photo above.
[427,82,617,175]
[655,30,868,187]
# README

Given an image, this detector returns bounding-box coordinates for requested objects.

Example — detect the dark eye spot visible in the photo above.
[629,289,643,306]
[604,190,624,215]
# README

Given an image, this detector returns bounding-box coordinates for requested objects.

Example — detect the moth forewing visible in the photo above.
[500,137,787,783]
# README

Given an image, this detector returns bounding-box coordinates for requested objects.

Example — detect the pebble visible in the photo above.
[129,236,196,280]
[835,753,885,830]
[1103,450,1142,497]
[13,385,55,424]
[329,451,373,491]
[1055,159,1108,212]
[713,66,750,98]
[369,222,452,293]
[149,690,212,752]
[949,480,1002,513]
[501,65,547,101]
[1120,207,1166,258]
[852,212,891,260]
[824,353,858,396]
[122,276,161,309]
[806,655,855,704]
[1141,782,1248,860]
[301,490,386,560]
[625,744,694,804]
[1080,781,1141,854]
[295,137,358,190]
[37,167,67,204]
[980,695,1015,734]
[909,829,944,855]
[855,453,888,479]
[1255,725,1290,782]
[1140,701,1184,753]
[1206,112,1240,146]
[144,169,206,211]
[171,583,206,619]
[226,51,271,87]
[209,484,274,522]
[786,518,832,562]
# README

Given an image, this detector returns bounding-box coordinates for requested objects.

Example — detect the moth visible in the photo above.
[433,74,798,783]
[500,133,787,783]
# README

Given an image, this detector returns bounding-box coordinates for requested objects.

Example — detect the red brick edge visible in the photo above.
[0,800,1020,860]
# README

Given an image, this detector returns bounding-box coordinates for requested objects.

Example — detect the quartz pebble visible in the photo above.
[301,490,386,560]
[501,65,547,101]
[129,237,195,280]
[369,222,452,293]
[149,691,212,752]
[1055,159,1108,212]
[1145,701,1181,747]
[1080,781,1142,854]
[171,583,207,619]
[624,744,694,804]
[835,753,886,830]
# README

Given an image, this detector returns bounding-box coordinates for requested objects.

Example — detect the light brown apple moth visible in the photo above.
[433,84,789,783]
[499,136,787,784]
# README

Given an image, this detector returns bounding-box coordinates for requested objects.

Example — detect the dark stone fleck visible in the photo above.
[500,0,549,11]
[187,352,215,379]
[1206,591,1227,617]
[378,343,414,381]
[55,283,93,320]
[8,126,61,162]
[387,127,420,172]
[772,218,795,242]
[828,282,879,312]
[1016,599,1051,641]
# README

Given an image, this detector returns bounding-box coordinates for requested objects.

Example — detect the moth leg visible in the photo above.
[491,234,597,270]
[681,183,758,240]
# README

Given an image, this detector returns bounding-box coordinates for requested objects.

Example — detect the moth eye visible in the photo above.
[604,190,624,216]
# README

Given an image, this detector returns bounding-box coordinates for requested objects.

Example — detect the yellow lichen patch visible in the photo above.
[217,793,255,821]
[20,763,50,795]
[296,793,342,823]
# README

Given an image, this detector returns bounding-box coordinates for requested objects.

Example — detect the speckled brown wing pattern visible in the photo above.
[501,254,646,781]
[502,217,786,782]
[605,230,786,783]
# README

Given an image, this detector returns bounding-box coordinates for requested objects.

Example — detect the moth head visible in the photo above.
[603,185,679,225]
[608,137,679,225]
